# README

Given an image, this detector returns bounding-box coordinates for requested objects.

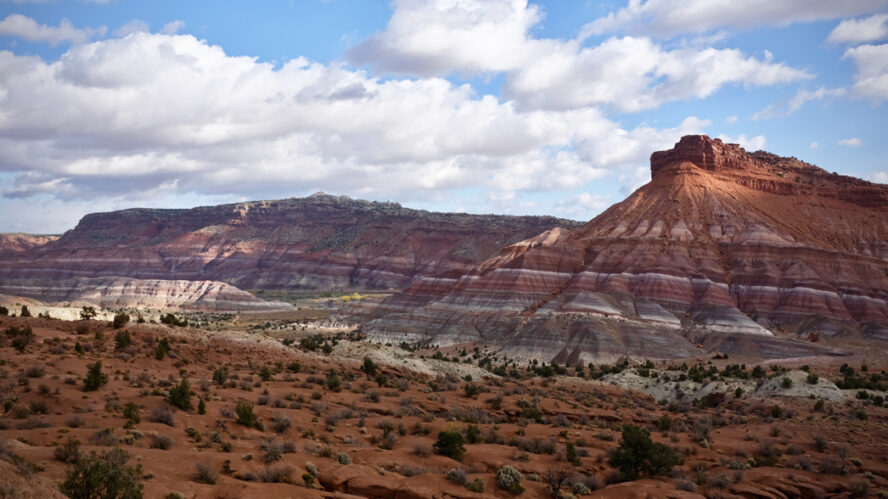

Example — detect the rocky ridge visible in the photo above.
[0,194,578,294]
[360,135,888,361]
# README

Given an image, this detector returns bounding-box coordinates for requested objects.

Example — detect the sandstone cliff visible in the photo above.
[0,233,58,253]
[0,194,579,308]
[360,136,888,361]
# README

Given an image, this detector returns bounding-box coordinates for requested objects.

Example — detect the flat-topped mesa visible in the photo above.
[651,135,756,177]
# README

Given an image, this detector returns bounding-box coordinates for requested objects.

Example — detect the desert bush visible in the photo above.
[272,414,291,434]
[54,437,82,464]
[435,430,466,461]
[148,433,174,450]
[112,313,130,329]
[160,313,187,327]
[258,465,294,483]
[194,462,218,484]
[91,428,119,447]
[609,425,680,481]
[83,361,108,391]
[413,443,432,457]
[467,478,485,493]
[114,330,131,351]
[24,365,45,378]
[235,400,258,428]
[59,448,143,499]
[336,452,352,465]
[446,468,468,485]
[497,465,525,494]
[167,377,193,411]
[123,403,140,426]
[151,405,176,427]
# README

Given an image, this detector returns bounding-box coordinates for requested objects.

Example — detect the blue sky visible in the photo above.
[0,0,886,233]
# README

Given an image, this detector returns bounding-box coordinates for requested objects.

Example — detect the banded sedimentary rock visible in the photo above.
[0,277,290,312]
[361,135,888,361]
[0,194,578,308]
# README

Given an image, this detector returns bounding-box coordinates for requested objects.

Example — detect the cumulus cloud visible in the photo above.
[504,37,811,112]
[113,20,150,37]
[553,192,611,219]
[839,137,863,147]
[161,20,185,35]
[347,0,810,113]
[582,0,888,38]
[753,86,847,120]
[716,134,767,151]
[810,141,819,149]
[828,13,888,44]
[843,43,888,101]
[346,0,544,76]
[0,13,105,45]
[0,32,710,220]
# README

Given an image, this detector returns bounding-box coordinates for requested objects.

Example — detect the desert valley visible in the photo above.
[2,1,888,497]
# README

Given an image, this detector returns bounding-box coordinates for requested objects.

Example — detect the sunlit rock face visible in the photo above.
[0,194,578,308]
[361,135,888,361]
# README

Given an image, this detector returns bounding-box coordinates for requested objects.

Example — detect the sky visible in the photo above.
[0,0,886,233]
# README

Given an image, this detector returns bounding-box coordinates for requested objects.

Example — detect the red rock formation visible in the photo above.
[0,194,579,303]
[361,135,888,361]
[0,233,58,253]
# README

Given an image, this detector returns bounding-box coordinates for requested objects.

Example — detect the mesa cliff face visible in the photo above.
[0,194,579,308]
[361,135,888,361]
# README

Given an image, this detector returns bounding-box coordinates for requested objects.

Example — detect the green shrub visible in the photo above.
[79,306,97,320]
[807,373,819,385]
[59,448,143,499]
[434,430,466,461]
[361,357,378,376]
[154,338,171,360]
[325,370,341,392]
[83,361,108,391]
[160,313,187,327]
[123,403,140,426]
[167,377,193,411]
[608,425,680,481]
[114,330,131,351]
[213,366,229,385]
[20,305,31,317]
[235,400,258,428]
[112,313,130,329]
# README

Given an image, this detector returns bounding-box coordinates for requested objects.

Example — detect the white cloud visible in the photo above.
[161,20,185,35]
[505,37,811,112]
[839,137,863,147]
[346,0,544,76]
[553,192,611,219]
[843,43,888,101]
[113,20,149,38]
[725,115,738,123]
[828,13,888,44]
[810,141,819,149]
[0,32,709,219]
[870,171,888,183]
[346,1,810,113]
[753,86,847,119]
[0,13,105,45]
[716,134,767,151]
[582,0,888,38]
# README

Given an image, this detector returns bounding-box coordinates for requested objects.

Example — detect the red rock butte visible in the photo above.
[360,135,888,362]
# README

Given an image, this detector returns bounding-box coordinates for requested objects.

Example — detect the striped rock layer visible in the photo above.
[361,135,888,361]
[0,194,578,309]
